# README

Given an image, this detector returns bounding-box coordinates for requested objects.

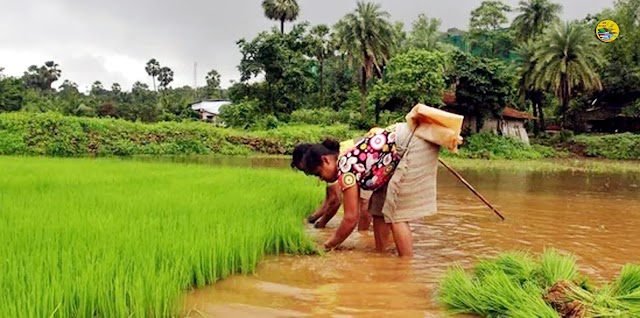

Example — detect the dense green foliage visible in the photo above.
[0,0,638,152]
[590,0,640,110]
[448,132,563,160]
[0,112,360,157]
[3,112,638,160]
[571,133,640,160]
[438,250,640,317]
[533,131,640,160]
[0,156,322,317]
[370,49,448,111]
[446,51,517,132]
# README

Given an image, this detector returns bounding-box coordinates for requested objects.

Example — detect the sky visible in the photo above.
[0,0,614,93]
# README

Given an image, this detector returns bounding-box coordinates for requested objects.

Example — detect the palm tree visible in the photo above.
[309,24,331,107]
[511,0,562,133]
[514,40,546,134]
[261,0,299,34]
[43,61,62,90]
[533,22,605,128]
[334,1,395,116]
[408,14,442,51]
[145,59,161,92]
[512,0,562,43]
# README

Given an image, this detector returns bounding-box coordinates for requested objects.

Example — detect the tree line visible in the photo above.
[1,0,639,134]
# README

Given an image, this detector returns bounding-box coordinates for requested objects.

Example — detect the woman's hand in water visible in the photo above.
[323,240,335,252]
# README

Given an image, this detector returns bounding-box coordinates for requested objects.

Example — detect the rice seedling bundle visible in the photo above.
[0,156,322,317]
[438,249,640,317]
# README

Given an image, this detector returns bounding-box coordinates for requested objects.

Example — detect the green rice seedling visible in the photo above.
[475,271,556,317]
[439,265,559,317]
[536,248,580,289]
[474,251,538,286]
[438,266,485,315]
[509,285,561,318]
[610,264,640,299]
[0,156,323,317]
[575,264,640,315]
[438,250,640,317]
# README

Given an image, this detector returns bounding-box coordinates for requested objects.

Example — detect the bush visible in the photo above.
[572,133,640,160]
[0,112,363,157]
[377,111,407,127]
[446,132,561,160]
[289,108,351,126]
[217,99,260,129]
[348,112,376,130]
[535,132,640,160]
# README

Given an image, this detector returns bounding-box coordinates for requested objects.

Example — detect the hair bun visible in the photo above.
[321,139,340,152]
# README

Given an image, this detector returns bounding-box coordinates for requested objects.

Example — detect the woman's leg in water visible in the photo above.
[390,221,413,257]
[357,198,372,231]
[373,216,391,252]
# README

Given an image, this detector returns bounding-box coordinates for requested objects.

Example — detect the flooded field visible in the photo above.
[181,159,640,317]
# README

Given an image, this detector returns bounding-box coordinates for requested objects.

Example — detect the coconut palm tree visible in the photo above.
[512,0,562,43]
[533,22,605,128]
[334,1,395,116]
[261,0,299,34]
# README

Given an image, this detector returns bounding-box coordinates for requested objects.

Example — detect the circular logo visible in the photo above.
[596,20,619,43]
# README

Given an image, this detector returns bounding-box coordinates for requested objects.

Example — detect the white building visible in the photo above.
[190,99,232,123]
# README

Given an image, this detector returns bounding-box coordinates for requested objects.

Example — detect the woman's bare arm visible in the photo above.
[323,186,359,250]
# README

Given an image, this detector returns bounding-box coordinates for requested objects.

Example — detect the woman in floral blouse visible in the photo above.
[298,122,440,257]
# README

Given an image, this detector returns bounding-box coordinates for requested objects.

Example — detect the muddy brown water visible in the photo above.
[144,157,640,318]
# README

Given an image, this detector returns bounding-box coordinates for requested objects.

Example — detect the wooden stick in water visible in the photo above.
[438,158,506,221]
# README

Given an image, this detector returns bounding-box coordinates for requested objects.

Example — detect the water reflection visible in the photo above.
[128,156,640,317]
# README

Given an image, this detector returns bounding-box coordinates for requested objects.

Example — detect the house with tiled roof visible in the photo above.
[441,91,535,145]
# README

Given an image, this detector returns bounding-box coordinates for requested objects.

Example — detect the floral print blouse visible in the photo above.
[337,124,401,192]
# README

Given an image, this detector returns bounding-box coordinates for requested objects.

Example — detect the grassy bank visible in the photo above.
[438,250,640,317]
[441,157,640,174]
[1,112,638,162]
[534,131,640,160]
[443,133,567,160]
[0,156,321,317]
[0,112,360,157]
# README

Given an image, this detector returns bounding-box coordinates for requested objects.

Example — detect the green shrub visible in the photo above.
[447,132,561,160]
[290,108,351,125]
[348,112,376,130]
[0,112,363,157]
[377,111,407,127]
[251,114,280,130]
[572,133,640,160]
[217,99,260,129]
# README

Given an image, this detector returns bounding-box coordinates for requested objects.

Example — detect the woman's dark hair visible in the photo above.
[300,139,340,174]
[291,143,312,169]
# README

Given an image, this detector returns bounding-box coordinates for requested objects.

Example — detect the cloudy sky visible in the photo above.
[0,0,613,92]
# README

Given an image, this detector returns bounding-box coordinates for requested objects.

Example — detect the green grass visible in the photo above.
[0,155,322,317]
[535,132,640,160]
[0,112,361,157]
[572,133,640,160]
[441,132,568,160]
[441,157,640,174]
